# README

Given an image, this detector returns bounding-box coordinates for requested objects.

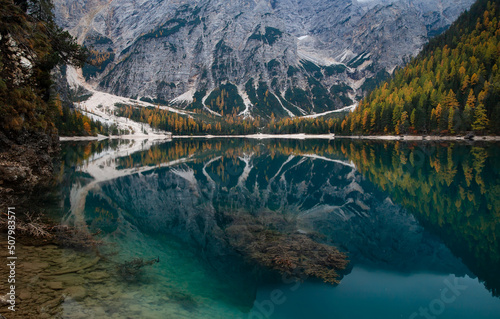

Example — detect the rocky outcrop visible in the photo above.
[274,0,475,69]
[0,130,59,208]
[54,0,474,117]
[0,33,36,86]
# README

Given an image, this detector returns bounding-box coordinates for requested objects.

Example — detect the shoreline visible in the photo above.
[335,135,500,141]
[59,133,500,142]
[59,135,103,141]
[172,133,336,139]
[59,133,172,141]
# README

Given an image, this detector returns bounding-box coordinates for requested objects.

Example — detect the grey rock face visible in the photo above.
[54,0,474,116]
[275,0,474,68]
[1,34,36,86]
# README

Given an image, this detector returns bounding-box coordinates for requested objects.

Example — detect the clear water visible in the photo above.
[44,138,500,318]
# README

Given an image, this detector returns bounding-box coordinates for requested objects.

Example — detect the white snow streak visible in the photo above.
[300,103,357,119]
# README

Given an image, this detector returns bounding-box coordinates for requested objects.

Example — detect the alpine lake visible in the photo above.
[6,138,500,319]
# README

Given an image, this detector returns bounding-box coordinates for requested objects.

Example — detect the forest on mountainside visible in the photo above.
[114,102,348,135]
[337,0,500,136]
[0,0,107,137]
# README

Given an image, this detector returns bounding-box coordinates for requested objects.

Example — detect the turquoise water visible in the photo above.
[51,139,500,318]
[254,269,500,319]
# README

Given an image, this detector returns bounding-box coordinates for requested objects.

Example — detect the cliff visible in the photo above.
[54,0,474,117]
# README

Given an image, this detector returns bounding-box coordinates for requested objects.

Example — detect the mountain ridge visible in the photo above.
[54,0,474,118]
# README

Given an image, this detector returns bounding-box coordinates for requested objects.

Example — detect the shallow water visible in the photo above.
[32,138,500,318]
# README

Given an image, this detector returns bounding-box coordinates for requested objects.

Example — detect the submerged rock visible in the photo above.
[85,271,110,281]
[63,286,87,301]
[18,291,32,300]
[57,273,86,286]
[23,262,50,272]
[46,282,64,290]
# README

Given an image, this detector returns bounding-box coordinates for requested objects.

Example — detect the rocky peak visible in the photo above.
[53,0,474,117]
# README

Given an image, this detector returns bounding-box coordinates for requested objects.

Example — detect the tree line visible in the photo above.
[115,104,259,135]
[337,0,500,136]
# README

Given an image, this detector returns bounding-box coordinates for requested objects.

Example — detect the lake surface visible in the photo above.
[44,138,500,318]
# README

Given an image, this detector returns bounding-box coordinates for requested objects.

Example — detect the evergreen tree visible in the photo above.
[472,103,489,133]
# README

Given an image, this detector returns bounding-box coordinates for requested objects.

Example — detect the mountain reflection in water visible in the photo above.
[51,138,500,318]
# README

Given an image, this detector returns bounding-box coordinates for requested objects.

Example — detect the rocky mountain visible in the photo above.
[54,0,474,118]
